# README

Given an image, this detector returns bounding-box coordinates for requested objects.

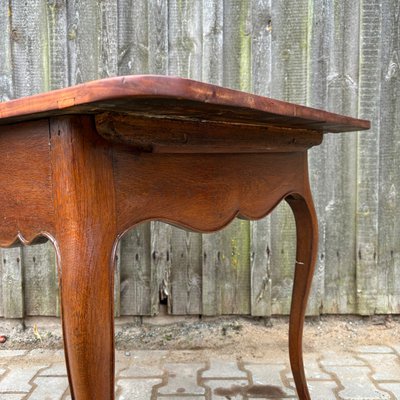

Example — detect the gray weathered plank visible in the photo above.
[0,0,14,317]
[0,0,14,103]
[202,0,223,85]
[269,0,309,315]
[119,228,152,315]
[1,248,24,318]
[203,0,252,315]
[167,0,203,315]
[376,0,400,314]
[118,0,148,75]
[7,0,57,318]
[306,0,328,316]
[322,1,359,314]
[249,0,272,317]
[22,246,58,316]
[355,0,382,315]
[47,0,68,90]
[148,0,170,316]
[116,0,151,316]
[67,0,100,84]
[201,0,224,316]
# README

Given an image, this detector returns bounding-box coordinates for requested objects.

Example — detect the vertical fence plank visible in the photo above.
[356,0,382,315]
[202,0,252,315]
[269,0,309,315]
[0,0,13,103]
[202,0,223,85]
[67,0,100,84]
[322,1,359,314]
[9,0,58,318]
[23,249,57,316]
[118,0,148,75]
[148,0,170,315]
[167,0,203,315]
[306,0,331,316]
[47,0,68,90]
[117,0,152,316]
[0,0,14,318]
[119,228,152,315]
[2,249,24,318]
[201,0,224,316]
[376,0,400,314]
[250,0,272,317]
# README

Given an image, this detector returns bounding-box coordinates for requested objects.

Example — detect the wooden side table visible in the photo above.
[0,76,369,399]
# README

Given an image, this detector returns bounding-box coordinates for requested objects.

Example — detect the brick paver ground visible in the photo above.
[0,345,399,399]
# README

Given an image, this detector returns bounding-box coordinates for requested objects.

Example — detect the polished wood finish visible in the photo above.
[0,76,369,400]
[0,120,54,247]
[50,116,117,399]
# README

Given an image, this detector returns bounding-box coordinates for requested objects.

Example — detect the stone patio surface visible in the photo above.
[1,344,400,399]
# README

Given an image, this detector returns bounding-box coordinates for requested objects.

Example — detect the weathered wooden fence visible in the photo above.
[0,0,399,319]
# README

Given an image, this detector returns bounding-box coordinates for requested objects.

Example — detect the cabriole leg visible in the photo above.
[50,115,117,399]
[57,233,116,399]
[286,192,318,400]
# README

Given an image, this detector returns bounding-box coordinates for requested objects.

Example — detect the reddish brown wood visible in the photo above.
[285,164,319,400]
[49,116,117,400]
[95,112,323,153]
[0,120,54,247]
[0,75,370,133]
[0,76,370,400]
[113,150,308,234]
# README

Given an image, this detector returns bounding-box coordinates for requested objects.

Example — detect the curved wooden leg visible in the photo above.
[57,234,116,400]
[50,115,118,399]
[286,193,318,400]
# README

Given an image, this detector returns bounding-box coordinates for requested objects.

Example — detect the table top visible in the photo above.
[0,75,369,133]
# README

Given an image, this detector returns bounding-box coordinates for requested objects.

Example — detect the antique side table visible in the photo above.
[0,76,369,399]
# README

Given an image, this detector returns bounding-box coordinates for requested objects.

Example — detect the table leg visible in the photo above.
[50,115,118,399]
[57,233,116,400]
[286,193,318,400]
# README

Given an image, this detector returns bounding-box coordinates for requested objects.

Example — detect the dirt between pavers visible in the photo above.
[0,315,399,359]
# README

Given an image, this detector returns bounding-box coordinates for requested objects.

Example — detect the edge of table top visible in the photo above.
[0,75,370,133]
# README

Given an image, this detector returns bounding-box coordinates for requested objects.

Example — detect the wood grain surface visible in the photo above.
[0,75,369,133]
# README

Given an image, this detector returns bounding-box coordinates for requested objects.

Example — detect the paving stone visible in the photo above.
[303,354,332,379]
[245,363,295,396]
[38,363,68,376]
[0,395,26,400]
[356,346,394,354]
[130,350,168,362]
[117,378,162,400]
[306,381,338,400]
[0,367,6,376]
[202,360,247,379]
[0,350,28,358]
[358,353,400,381]
[204,379,248,399]
[392,344,400,355]
[0,365,47,393]
[379,383,400,398]
[27,349,59,358]
[324,365,390,399]
[158,363,205,395]
[120,364,164,377]
[159,397,206,399]
[285,354,331,380]
[28,376,69,400]
[320,351,366,366]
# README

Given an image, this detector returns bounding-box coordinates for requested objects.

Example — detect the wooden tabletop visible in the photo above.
[0,75,369,133]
